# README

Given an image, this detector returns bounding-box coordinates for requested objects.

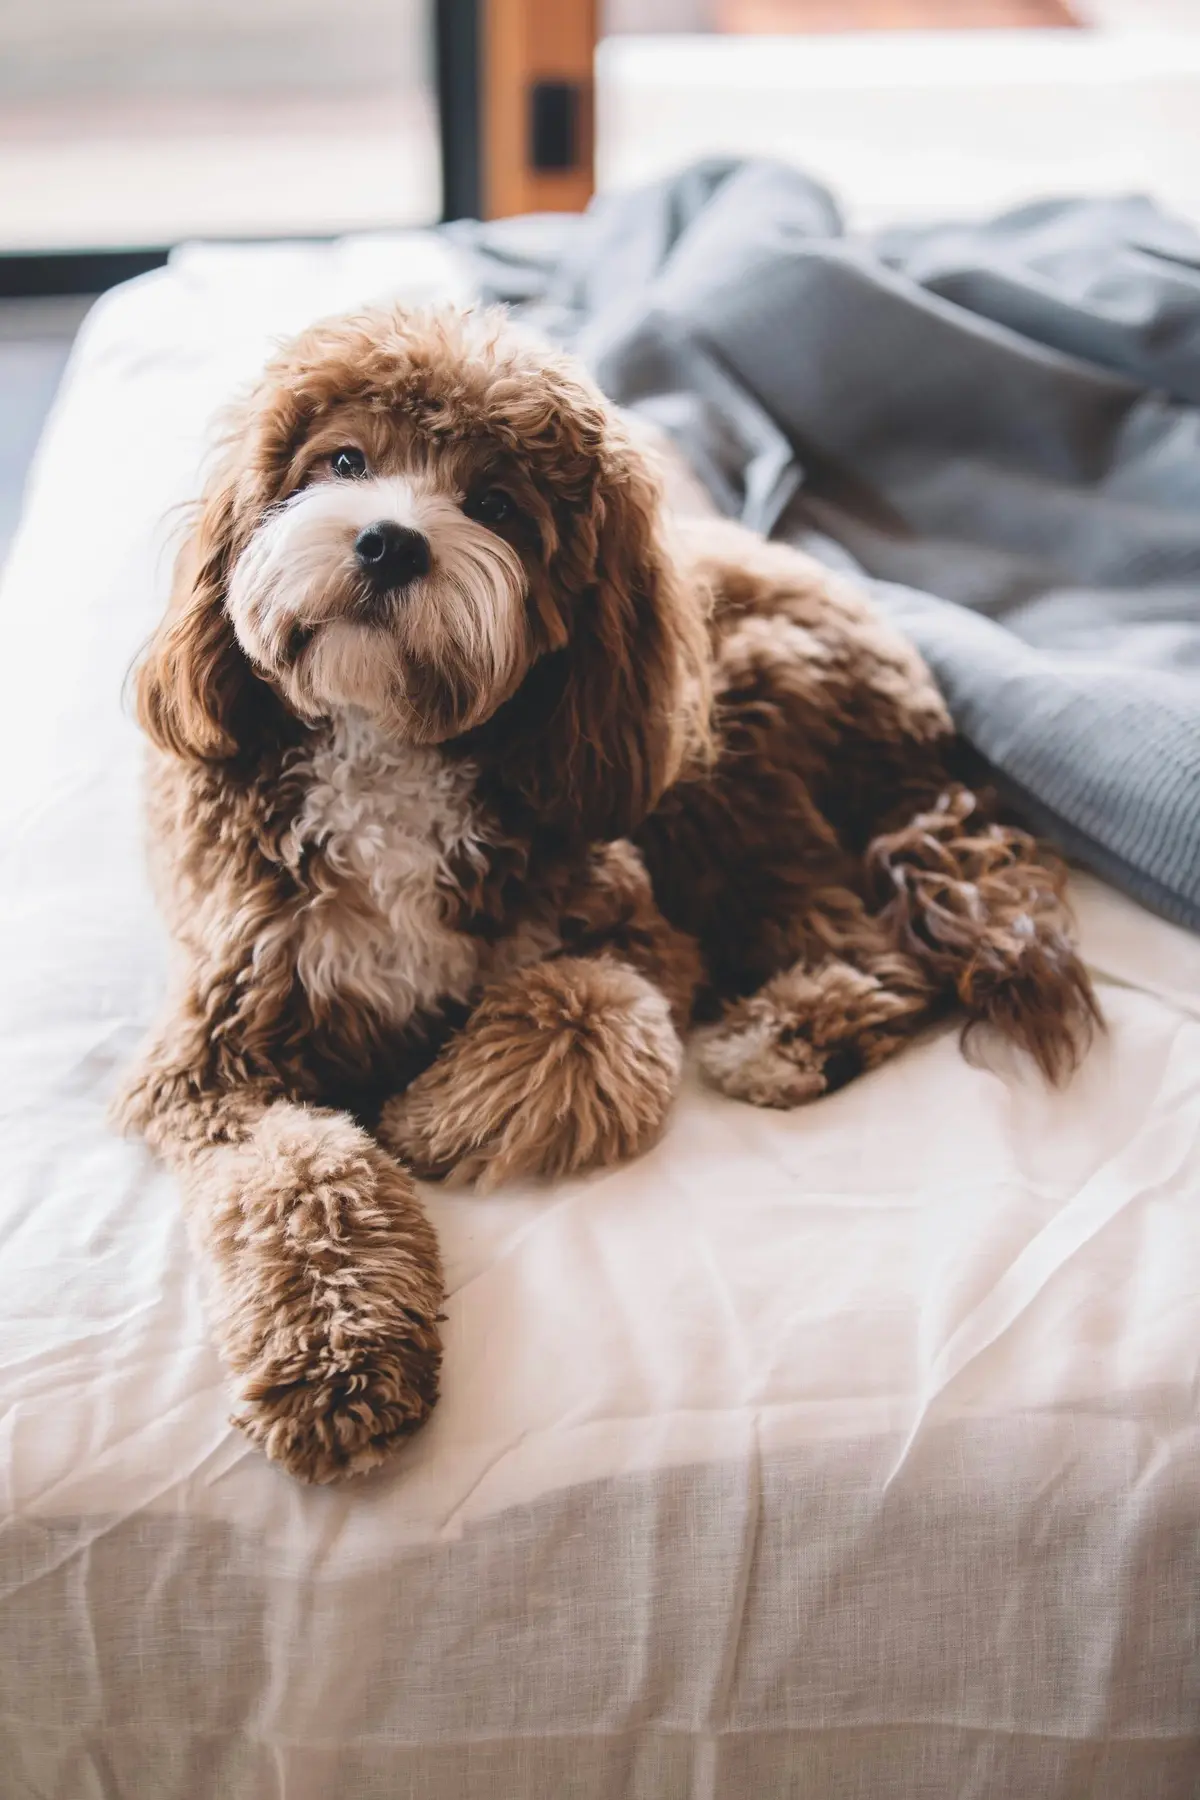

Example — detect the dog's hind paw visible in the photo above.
[699,955,931,1109]
[697,1011,847,1109]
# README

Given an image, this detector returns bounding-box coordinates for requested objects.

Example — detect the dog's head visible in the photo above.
[138,305,709,836]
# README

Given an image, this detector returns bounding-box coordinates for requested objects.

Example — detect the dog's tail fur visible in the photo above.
[867,784,1101,1082]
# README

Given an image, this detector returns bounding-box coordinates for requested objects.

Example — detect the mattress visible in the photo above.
[1,234,1199,1800]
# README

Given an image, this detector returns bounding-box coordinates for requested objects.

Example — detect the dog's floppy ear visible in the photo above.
[515,424,711,841]
[135,461,278,762]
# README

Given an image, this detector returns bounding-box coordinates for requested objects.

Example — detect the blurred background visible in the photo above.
[4,0,1200,557]
[0,0,439,249]
[3,0,1200,252]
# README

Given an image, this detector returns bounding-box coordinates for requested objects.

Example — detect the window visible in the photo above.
[0,0,439,250]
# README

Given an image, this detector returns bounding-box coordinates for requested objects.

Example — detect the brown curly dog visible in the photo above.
[115,305,1099,1483]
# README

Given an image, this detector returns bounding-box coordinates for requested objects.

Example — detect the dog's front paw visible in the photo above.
[379,958,683,1189]
[232,1335,440,1486]
[198,1107,444,1482]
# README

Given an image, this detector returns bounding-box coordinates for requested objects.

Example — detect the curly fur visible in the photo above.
[379,957,682,1188]
[117,303,1098,1482]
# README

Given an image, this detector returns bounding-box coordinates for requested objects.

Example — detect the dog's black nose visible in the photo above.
[354,521,431,590]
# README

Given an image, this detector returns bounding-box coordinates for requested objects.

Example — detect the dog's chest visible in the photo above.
[285,715,490,1027]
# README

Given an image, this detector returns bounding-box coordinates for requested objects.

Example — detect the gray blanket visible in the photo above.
[455,160,1200,931]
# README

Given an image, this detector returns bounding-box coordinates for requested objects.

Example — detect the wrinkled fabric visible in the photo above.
[458,160,1200,929]
[0,226,1198,1800]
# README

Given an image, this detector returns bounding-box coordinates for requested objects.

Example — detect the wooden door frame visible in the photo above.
[437,0,598,221]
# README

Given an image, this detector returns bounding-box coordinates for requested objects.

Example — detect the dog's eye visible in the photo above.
[464,487,514,527]
[331,447,367,480]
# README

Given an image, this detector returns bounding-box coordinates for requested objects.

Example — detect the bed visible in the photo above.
[2,229,1198,1799]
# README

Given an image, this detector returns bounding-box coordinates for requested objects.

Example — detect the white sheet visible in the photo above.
[1,236,1198,1800]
